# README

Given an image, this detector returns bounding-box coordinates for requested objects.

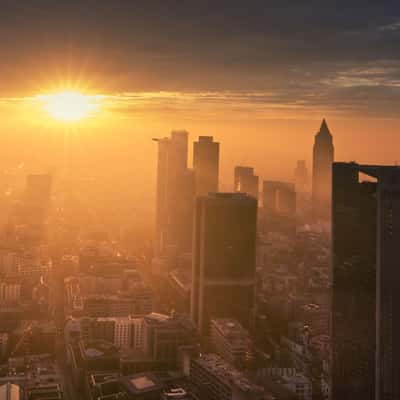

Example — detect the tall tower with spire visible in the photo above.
[312,119,334,219]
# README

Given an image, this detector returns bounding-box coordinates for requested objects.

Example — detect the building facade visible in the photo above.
[332,162,400,400]
[234,166,259,200]
[193,136,219,197]
[191,193,257,335]
[312,119,334,219]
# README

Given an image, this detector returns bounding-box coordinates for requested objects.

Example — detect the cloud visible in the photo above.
[378,20,400,32]
[0,2,400,119]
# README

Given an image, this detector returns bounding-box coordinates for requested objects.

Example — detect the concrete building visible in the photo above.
[312,119,334,219]
[0,383,21,400]
[332,162,400,400]
[234,166,259,200]
[191,193,257,335]
[143,313,197,368]
[67,284,153,317]
[190,353,264,400]
[210,319,250,366]
[193,136,219,197]
[114,318,132,350]
[0,282,21,304]
[264,368,312,400]
[69,339,120,387]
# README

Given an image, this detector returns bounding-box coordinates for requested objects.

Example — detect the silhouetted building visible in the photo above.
[193,136,219,197]
[294,160,308,193]
[262,181,296,236]
[191,193,257,335]
[234,166,259,200]
[154,131,194,255]
[312,119,334,219]
[332,162,400,400]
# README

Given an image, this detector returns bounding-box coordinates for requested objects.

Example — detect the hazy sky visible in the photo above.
[1,1,400,212]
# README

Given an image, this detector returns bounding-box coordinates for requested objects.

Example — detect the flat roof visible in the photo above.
[130,376,156,390]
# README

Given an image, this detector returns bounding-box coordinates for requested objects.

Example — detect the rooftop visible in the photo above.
[121,371,181,394]
[194,354,263,393]
[79,340,119,359]
[211,319,249,348]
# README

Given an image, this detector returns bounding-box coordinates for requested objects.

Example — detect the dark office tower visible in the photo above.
[154,131,189,255]
[294,160,308,193]
[193,136,219,197]
[234,166,259,200]
[312,119,334,219]
[191,193,257,335]
[174,169,195,253]
[332,162,400,400]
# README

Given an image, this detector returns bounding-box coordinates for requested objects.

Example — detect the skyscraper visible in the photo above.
[193,136,219,197]
[332,162,400,400]
[154,131,192,255]
[262,181,296,236]
[191,193,257,335]
[234,166,259,200]
[312,119,334,219]
[294,160,308,193]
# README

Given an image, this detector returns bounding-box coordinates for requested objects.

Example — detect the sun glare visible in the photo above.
[37,91,101,122]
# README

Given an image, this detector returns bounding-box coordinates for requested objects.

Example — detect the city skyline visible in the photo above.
[0,3,400,400]
[1,3,400,205]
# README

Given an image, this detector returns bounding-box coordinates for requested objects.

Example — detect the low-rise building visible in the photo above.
[190,353,265,400]
[210,319,251,367]
[263,368,312,400]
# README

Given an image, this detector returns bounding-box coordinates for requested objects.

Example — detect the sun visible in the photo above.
[36,91,101,122]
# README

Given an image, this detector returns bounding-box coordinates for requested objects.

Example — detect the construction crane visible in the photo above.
[10,323,33,359]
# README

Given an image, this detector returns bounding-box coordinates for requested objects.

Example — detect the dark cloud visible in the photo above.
[1,1,400,116]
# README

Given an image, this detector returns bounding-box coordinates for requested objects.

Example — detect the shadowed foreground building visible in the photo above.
[191,193,257,335]
[312,119,334,219]
[332,162,400,400]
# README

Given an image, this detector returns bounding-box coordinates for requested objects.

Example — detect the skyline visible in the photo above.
[1,3,400,400]
[1,2,400,193]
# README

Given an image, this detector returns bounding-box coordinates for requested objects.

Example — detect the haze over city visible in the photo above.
[0,2,399,400]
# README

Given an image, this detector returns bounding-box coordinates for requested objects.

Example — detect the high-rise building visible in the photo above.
[193,136,219,197]
[294,160,308,193]
[332,162,400,400]
[191,193,257,335]
[262,181,296,236]
[312,119,334,219]
[234,166,259,200]
[154,131,194,255]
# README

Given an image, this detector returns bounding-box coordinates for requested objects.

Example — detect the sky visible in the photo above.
[1,1,400,222]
